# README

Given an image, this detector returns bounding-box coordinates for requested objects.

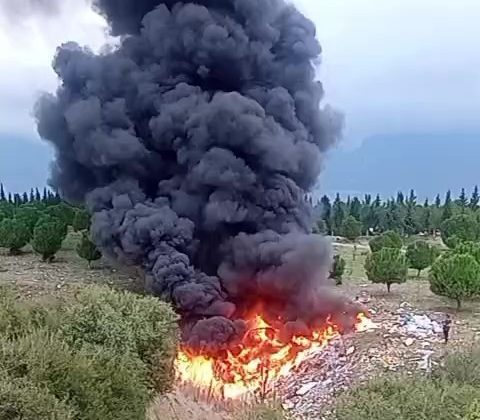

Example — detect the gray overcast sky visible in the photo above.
[0,0,479,146]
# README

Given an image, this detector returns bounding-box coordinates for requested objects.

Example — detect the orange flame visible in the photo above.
[175,312,375,399]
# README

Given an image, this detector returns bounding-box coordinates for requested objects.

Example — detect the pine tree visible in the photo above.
[470,185,479,210]
[22,192,28,204]
[458,188,468,212]
[29,188,35,202]
[442,190,453,221]
[7,193,12,204]
[364,194,372,206]
[320,195,332,234]
[373,194,381,207]
[332,194,345,235]
[423,198,429,208]
[349,197,362,220]
[42,187,48,202]
[77,232,102,268]
[407,189,417,206]
[35,188,41,202]
[435,194,441,207]
[0,184,5,201]
[396,191,404,205]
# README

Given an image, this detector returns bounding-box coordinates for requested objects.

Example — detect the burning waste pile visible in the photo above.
[36,0,372,399]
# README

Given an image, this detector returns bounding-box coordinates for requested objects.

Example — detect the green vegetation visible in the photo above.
[0,285,179,419]
[0,218,31,254]
[330,254,346,285]
[406,240,439,277]
[336,346,480,420]
[341,216,362,241]
[369,230,403,253]
[441,214,480,248]
[365,247,408,292]
[76,232,102,268]
[430,253,480,309]
[72,209,90,232]
[32,216,67,262]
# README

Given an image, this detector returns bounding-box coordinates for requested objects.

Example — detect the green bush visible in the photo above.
[238,402,287,420]
[336,376,480,420]
[453,241,480,264]
[59,286,179,392]
[365,247,407,292]
[330,254,346,285]
[441,214,480,248]
[430,253,480,309]
[15,206,40,234]
[369,230,403,253]
[45,203,76,227]
[406,240,439,276]
[32,216,66,261]
[435,346,480,387]
[76,232,101,267]
[0,330,149,420]
[0,287,35,339]
[72,209,90,232]
[341,216,362,241]
[0,374,74,420]
[0,218,31,254]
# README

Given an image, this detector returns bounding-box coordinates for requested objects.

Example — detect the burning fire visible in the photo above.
[175,312,375,399]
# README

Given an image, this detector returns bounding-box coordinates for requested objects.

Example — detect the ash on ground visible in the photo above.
[271,294,453,419]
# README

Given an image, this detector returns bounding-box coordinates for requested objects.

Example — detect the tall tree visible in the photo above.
[29,188,35,203]
[42,187,48,202]
[320,195,332,234]
[0,184,5,201]
[22,192,29,204]
[423,198,429,208]
[35,188,41,202]
[7,193,12,204]
[373,194,381,208]
[332,194,345,235]
[435,194,441,208]
[458,188,468,212]
[349,197,362,220]
[396,191,405,205]
[442,190,453,221]
[364,194,372,206]
[407,189,417,206]
[470,185,479,210]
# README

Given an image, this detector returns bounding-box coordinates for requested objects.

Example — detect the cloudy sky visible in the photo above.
[0,0,480,189]
[0,0,479,146]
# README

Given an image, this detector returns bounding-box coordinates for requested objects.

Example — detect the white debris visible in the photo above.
[400,313,442,337]
[346,346,355,356]
[296,382,318,396]
[404,337,414,346]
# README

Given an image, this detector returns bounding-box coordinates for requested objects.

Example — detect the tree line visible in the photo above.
[0,184,100,266]
[312,186,480,237]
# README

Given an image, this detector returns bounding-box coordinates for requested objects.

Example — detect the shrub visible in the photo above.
[15,206,40,234]
[365,247,407,292]
[336,376,480,420]
[76,232,101,268]
[59,286,179,392]
[341,216,362,241]
[436,346,480,387]
[330,254,346,285]
[406,240,439,276]
[430,253,480,309]
[453,241,480,264]
[441,214,480,248]
[0,287,34,339]
[0,330,150,420]
[45,203,76,227]
[72,209,90,232]
[238,402,287,420]
[0,374,74,420]
[32,216,66,262]
[369,230,403,253]
[0,218,31,254]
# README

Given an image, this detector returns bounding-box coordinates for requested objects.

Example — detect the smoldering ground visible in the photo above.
[35,0,359,351]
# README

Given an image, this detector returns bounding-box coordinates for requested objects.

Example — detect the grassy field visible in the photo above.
[1,233,479,420]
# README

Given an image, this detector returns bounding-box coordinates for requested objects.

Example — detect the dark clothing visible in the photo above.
[442,319,452,343]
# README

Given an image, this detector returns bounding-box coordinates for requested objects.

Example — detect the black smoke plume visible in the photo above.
[36,0,358,350]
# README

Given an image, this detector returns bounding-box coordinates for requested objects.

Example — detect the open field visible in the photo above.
[1,233,479,419]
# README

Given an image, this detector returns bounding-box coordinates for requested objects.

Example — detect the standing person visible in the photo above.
[442,314,452,344]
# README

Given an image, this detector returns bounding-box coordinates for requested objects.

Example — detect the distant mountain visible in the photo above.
[1,133,479,199]
[319,134,480,199]
[0,136,53,193]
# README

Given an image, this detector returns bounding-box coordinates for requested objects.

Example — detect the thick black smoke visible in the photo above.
[36,0,357,350]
